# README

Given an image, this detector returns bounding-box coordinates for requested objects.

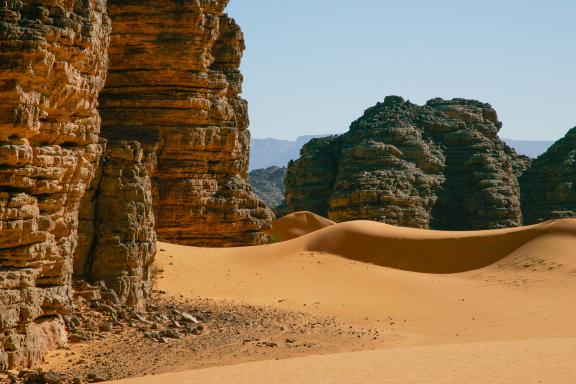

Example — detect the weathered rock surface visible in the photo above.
[285,96,528,230]
[248,166,287,209]
[99,0,273,247]
[75,141,156,312]
[285,136,341,218]
[0,0,110,370]
[1,0,270,369]
[520,127,576,223]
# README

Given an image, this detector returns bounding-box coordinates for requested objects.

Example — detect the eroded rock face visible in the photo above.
[520,127,576,223]
[0,0,268,370]
[75,141,156,312]
[286,96,528,230]
[285,137,341,217]
[100,0,273,247]
[0,0,110,369]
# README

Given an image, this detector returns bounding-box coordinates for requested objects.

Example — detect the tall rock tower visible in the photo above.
[99,0,273,247]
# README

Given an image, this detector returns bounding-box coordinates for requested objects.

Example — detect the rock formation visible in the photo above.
[285,136,342,218]
[248,166,287,209]
[75,140,156,312]
[520,127,576,223]
[1,0,265,370]
[285,96,529,230]
[99,0,273,247]
[0,0,110,369]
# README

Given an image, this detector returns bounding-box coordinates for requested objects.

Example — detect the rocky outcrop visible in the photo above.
[248,166,287,209]
[99,0,273,247]
[520,127,576,223]
[285,96,528,230]
[285,136,341,217]
[0,0,270,370]
[75,141,156,312]
[0,0,110,369]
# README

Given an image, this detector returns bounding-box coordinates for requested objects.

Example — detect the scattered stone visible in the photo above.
[86,372,106,383]
[160,329,183,340]
[133,314,150,324]
[180,312,201,324]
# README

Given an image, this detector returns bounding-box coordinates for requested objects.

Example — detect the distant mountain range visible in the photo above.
[249,135,333,170]
[250,136,554,170]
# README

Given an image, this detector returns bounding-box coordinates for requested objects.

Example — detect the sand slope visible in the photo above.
[113,217,576,383]
[113,337,576,384]
[270,211,335,241]
[277,215,576,273]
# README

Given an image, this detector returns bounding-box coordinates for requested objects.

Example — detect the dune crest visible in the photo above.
[270,215,576,274]
[294,218,576,273]
[270,211,336,241]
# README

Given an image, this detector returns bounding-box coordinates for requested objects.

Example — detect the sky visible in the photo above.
[226,0,575,141]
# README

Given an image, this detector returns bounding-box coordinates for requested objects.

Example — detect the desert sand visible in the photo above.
[269,211,335,240]
[102,214,576,383]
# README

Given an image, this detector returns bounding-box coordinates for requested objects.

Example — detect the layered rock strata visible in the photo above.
[100,0,273,247]
[75,141,156,312]
[0,0,110,369]
[0,0,267,370]
[285,96,528,230]
[520,127,576,223]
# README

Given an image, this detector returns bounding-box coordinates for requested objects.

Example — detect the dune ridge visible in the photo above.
[270,211,336,241]
[271,213,576,273]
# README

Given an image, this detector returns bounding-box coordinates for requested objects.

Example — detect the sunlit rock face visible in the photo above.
[100,0,273,247]
[286,96,529,230]
[520,127,576,223]
[0,0,271,370]
[0,0,110,369]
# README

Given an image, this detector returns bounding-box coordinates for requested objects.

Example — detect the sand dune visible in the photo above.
[270,211,336,241]
[297,218,576,273]
[112,215,576,383]
[273,212,576,273]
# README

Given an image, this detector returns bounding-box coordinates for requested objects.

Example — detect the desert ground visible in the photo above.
[37,212,576,383]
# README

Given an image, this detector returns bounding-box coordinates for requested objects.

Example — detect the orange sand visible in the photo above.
[110,214,576,383]
[270,211,335,240]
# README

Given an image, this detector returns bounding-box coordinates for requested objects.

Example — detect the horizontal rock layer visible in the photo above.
[100,0,273,247]
[1,0,269,370]
[0,0,110,369]
[286,96,529,230]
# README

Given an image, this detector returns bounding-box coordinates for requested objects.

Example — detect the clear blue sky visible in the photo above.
[226,0,574,141]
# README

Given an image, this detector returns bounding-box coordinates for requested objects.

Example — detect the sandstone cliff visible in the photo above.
[75,140,156,312]
[1,0,265,370]
[285,96,529,230]
[0,0,110,369]
[520,127,576,223]
[99,0,273,247]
